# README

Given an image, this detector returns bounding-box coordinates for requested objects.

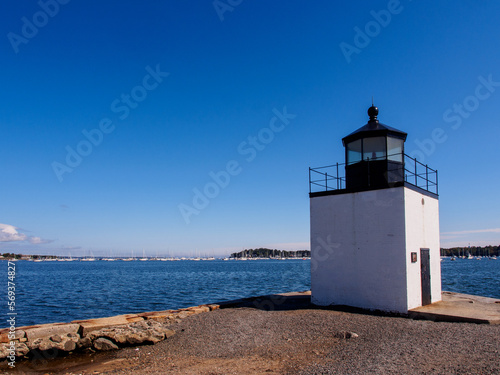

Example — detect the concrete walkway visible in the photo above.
[408,291,500,324]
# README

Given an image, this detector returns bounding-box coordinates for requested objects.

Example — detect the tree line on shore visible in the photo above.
[1,253,23,259]
[233,245,500,259]
[231,248,311,258]
[440,245,500,257]
[0,253,56,260]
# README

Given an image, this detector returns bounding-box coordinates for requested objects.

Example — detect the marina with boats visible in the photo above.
[2,248,313,262]
[2,246,498,262]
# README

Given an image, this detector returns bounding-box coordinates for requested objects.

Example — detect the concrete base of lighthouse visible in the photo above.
[310,186,441,314]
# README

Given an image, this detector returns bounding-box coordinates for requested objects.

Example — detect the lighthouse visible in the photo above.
[309,105,441,313]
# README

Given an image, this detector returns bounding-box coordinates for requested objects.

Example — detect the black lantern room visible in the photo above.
[342,106,407,191]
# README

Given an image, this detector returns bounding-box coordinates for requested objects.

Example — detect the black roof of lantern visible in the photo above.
[342,106,407,146]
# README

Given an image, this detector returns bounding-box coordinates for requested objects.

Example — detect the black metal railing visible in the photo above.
[309,163,347,193]
[309,153,438,195]
[403,154,438,195]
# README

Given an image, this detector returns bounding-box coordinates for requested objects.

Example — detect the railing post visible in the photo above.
[426,165,428,191]
[414,158,417,186]
[436,170,439,195]
[325,172,328,191]
[336,163,339,190]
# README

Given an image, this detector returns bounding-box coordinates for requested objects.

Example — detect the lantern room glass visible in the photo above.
[387,137,404,162]
[362,137,386,161]
[346,139,362,165]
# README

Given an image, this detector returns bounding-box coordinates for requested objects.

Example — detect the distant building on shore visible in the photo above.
[309,105,441,313]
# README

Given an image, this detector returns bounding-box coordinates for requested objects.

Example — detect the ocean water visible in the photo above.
[3,259,310,328]
[440,257,500,299]
[1,258,499,328]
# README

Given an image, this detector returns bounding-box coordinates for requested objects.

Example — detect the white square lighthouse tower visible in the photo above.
[309,105,441,314]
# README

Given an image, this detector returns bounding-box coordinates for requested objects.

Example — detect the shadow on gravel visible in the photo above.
[219,293,406,318]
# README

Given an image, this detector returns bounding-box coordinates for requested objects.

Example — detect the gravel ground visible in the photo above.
[7,300,500,375]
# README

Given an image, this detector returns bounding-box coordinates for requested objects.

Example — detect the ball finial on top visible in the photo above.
[368,105,378,122]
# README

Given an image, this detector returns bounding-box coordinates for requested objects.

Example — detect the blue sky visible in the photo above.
[1,0,499,257]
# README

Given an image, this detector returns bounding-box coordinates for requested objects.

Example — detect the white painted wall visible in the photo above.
[310,186,441,313]
[310,188,408,313]
[404,188,441,309]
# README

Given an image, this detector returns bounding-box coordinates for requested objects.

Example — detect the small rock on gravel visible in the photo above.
[334,331,359,339]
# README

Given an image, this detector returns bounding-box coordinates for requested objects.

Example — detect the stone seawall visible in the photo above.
[0,303,220,361]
